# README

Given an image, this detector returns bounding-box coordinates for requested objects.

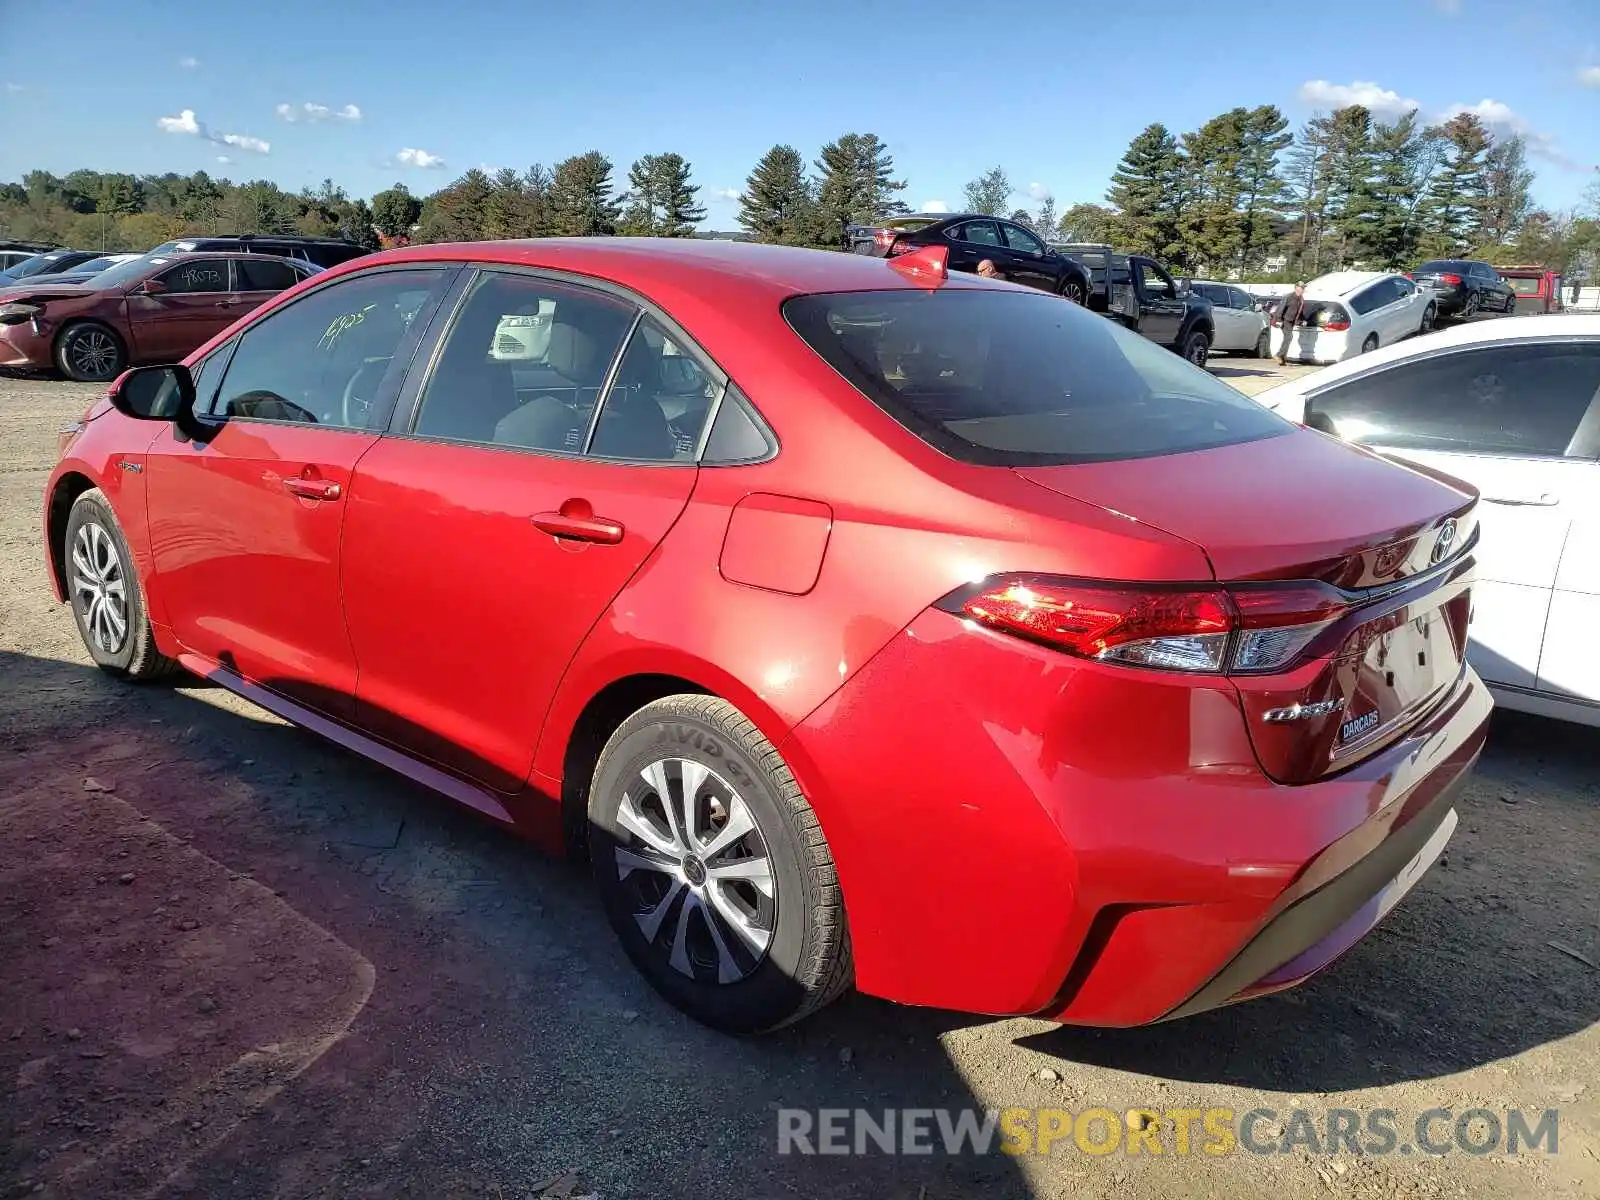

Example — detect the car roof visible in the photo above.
[1304,270,1391,298]
[1253,314,1600,407]
[338,237,1006,305]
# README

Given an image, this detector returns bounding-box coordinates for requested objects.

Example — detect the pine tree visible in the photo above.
[1234,105,1292,272]
[1480,135,1533,250]
[1283,114,1332,275]
[371,182,422,241]
[1181,109,1248,273]
[547,151,621,237]
[413,169,493,243]
[814,133,907,248]
[1348,111,1428,268]
[1320,106,1376,268]
[1420,112,1491,256]
[738,145,817,245]
[963,166,1011,215]
[1105,123,1186,260]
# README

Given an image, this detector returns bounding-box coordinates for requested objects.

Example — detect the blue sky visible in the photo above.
[2,0,1596,227]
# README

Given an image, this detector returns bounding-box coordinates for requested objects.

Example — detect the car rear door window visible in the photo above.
[589,315,716,461]
[209,269,446,428]
[1305,342,1600,458]
[1348,282,1388,315]
[411,270,636,451]
[784,288,1288,466]
[232,256,301,293]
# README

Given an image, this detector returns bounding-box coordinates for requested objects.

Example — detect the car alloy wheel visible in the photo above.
[71,520,128,655]
[612,756,777,984]
[1063,280,1086,305]
[67,328,121,380]
[1420,303,1437,333]
[1462,292,1479,318]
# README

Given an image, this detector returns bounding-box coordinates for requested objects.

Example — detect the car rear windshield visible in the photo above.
[783,289,1290,466]
[1415,261,1470,273]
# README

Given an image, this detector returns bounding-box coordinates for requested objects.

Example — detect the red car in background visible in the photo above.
[0,252,317,381]
[43,239,1490,1033]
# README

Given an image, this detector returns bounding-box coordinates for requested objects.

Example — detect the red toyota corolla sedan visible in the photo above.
[43,239,1490,1033]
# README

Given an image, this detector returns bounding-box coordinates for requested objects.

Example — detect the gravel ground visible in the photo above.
[1,369,1596,1200]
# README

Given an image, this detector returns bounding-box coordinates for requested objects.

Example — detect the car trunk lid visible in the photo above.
[1015,431,1478,782]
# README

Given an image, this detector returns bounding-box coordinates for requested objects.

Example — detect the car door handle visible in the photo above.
[1483,492,1558,507]
[283,477,342,501]
[532,507,624,545]
[214,298,238,308]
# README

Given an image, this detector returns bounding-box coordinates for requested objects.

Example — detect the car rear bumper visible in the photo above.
[783,608,1491,1024]
[1275,326,1351,364]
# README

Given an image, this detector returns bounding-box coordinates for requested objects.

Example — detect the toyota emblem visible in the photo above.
[1431,518,1458,565]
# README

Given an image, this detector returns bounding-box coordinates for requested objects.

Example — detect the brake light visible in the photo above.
[1402,272,1414,280]
[1438,273,1462,286]
[886,237,912,257]
[1322,318,1350,331]
[946,578,1350,675]
[888,244,948,288]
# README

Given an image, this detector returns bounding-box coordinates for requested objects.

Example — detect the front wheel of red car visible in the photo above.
[63,489,182,681]
[54,322,127,383]
[588,695,852,1034]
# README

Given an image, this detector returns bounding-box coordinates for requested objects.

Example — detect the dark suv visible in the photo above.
[864,214,1094,303]
[145,235,369,270]
[1409,260,1515,319]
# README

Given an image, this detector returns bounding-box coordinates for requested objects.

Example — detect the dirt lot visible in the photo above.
[1,367,1596,1200]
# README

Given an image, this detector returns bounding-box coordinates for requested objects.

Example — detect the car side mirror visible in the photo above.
[139,279,167,296]
[108,363,195,424]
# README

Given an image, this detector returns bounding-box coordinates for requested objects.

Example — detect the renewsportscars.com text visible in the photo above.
[776,1107,1561,1158]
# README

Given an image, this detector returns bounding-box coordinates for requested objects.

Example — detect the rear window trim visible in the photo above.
[783,288,1292,468]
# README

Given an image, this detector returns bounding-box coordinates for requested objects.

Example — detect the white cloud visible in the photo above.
[919,199,949,213]
[178,55,199,69]
[157,108,269,154]
[1579,65,1600,88]
[5,81,25,94]
[215,155,231,165]
[216,131,270,153]
[276,101,362,123]
[1026,181,1052,201]
[1297,79,1422,119]
[397,147,446,169]
[711,187,740,201]
[157,108,202,134]
[1442,97,1584,169]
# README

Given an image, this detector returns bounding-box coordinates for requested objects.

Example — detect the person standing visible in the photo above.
[1276,282,1306,364]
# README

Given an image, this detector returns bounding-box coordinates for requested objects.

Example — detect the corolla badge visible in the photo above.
[1263,698,1345,723]
[1430,518,1458,565]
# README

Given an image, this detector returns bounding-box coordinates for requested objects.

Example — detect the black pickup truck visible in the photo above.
[1048,243,1216,366]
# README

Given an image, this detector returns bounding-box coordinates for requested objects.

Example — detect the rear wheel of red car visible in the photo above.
[54,322,126,383]
[588,695,852,1033]
[63,489,181,681]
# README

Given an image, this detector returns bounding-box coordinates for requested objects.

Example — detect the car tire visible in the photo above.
[587,694,853,1034]
[53,321,127,383]
[1420,302,1437,334]
[1252,329,1271,359]
[1061,277,1087,305]
[1361,333,1380,354]
[63,489,183,681]
[1181,329,1210,368]
[1462,291,1480,319]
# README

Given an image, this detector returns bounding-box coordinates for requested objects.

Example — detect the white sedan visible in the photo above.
[1189,281,1270,355]
[1253,315,1600,727]
[1274,270,1437,364]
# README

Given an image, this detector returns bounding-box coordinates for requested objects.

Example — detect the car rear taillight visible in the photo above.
[1438,273,1462,285]
[942,577,1350,675]
[885,237,913,257]
[1322,317,1351,331]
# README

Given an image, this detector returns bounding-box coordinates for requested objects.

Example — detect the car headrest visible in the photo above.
[546,323,601,384]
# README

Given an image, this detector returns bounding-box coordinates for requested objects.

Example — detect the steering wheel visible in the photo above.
[341,357,390,427]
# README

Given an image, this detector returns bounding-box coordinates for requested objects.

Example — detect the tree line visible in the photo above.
[3,112,1596,281]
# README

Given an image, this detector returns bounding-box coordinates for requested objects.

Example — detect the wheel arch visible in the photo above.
[45,470,99,602]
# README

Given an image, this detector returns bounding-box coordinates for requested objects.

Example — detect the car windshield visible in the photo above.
[73,257,120,274]
[86,255,174,290]
[1506,276,1543,296]
[1,254,63,280]
[784,288,1290,466]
